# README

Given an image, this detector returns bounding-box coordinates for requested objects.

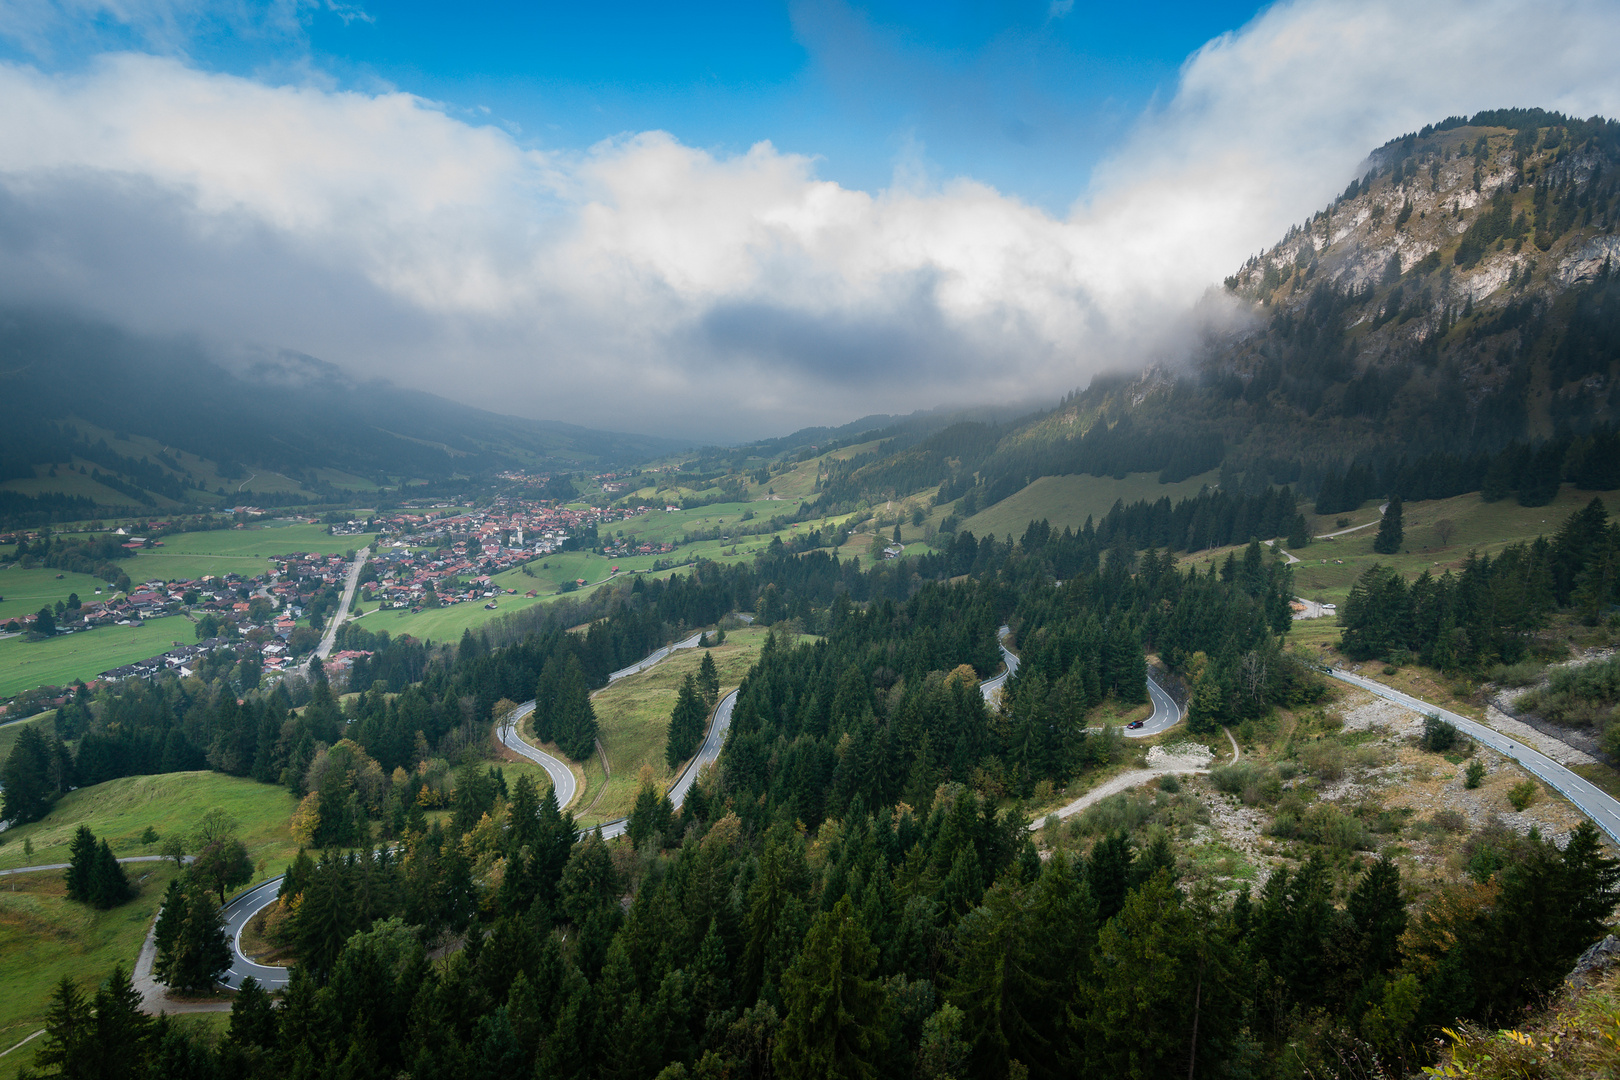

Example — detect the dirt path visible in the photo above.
[1032,735,1234,829]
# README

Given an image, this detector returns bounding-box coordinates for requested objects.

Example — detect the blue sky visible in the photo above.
[0,0,1616,438]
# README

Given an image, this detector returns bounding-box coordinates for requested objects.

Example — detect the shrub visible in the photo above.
[1420,714,1460,752]
[1488,660,1544,688]
[1465,760,1486,789]
[1157,774,1181,794]
[1300,741,1346,782]
[1430,809,1469,833]
[1210,761,1258,796]
[1507,780,1538,811]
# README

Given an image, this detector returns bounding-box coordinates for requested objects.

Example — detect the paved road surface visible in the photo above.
[1331,668,1620,846]
[1264,538,1301,565]
[315,547,369,661]
[498,701,579,810]
[1315,503,1387,540]
[1129,670,1183,739]
[220,877,293,990]
[0,854,186,878]
[979,626,1019,702]
[607,630,705,684]
[223,626,730,985]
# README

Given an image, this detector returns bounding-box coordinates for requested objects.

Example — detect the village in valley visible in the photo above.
[0,492,689,712]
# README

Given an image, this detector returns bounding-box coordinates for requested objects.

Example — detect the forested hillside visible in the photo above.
[12,491,1620,1078]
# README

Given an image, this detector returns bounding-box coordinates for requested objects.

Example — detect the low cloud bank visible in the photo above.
[0,0,1616,439]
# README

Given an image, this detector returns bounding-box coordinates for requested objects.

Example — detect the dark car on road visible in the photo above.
[1126,719,1146,729]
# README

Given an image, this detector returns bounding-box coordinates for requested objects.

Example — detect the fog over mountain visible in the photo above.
[0,0,1618,440]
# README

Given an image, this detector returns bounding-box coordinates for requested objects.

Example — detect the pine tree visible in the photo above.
[65,824,98,902]
[154,883,232,994]
[36,976,93,1078]
[553,654,599,761]
[89,839,134,908]
[666,673,707,770]
[1372,496,1404,554]
[227,976,279,1051]
[774,896,889,1080]
[2,723,60,823]
[1287,513,1310,549]
[698,650,720,705]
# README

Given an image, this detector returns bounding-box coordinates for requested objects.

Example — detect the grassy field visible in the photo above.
[0,772,300,1067]
[118,522,360,582]
[958,469,1222,542]
[0,462,167,508]
[575,626,770,826]
[0,565,115,624]
[0,617,190,698]
[0,771,302,874]
[0,860,187,1069]
[1281,486,1617,607]
[367,539,787,646]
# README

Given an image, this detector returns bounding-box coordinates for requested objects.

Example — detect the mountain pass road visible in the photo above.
[1332,667,1620,846]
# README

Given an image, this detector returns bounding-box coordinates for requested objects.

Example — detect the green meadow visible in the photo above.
[0,565,114,624]
[0,617,190,698]
[1181,485,1620,608]
[957,469,1222,542]
[118,522,361,582]
[575,626,770,826]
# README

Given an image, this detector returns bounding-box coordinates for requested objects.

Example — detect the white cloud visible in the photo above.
[0,0,1616,439]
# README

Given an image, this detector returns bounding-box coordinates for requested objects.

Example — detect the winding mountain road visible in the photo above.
[979,626,1019,702]
[1130,669,1183,739]
[222,625,731,989]
[1331,668,1620,846]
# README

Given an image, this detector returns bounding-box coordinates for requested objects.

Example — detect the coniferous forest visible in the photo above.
[12,503,1620,1080]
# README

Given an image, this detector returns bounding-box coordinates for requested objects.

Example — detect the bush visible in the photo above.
[1430,809,1469,833]
[1465,760,1486,789]
[1489,660,1545,688]
[1507,780,1538,811]
[1300,741,1346,782]
[1420,714,1460,752]
[1157,774,1181,793]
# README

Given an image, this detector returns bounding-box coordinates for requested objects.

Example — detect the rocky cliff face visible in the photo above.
[1214,110,1619,450]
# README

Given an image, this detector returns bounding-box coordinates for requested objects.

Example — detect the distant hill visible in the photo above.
[0,310,688,523]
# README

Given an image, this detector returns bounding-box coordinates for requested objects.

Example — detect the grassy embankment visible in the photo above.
[958,469,1223,542]
[0,772,299,1068]
[529,626,772,828]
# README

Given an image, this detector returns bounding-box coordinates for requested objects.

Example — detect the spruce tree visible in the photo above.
[156,886,231,994]
[774,896,889,1080]
[36,976,93,1078]
[665,673,707,770]
[553,654,599,761]
[65,824,98,902]
[89,839,134,909]
[2,723,59,824]
[1372,496,1404,554]
[698,649,720,706]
